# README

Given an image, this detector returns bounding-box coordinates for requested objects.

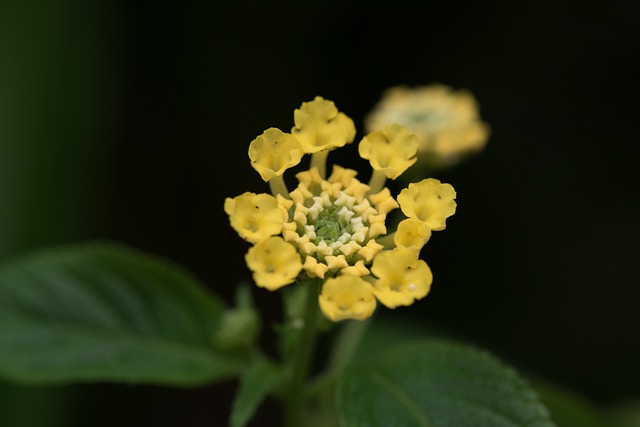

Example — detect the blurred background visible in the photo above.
[1,0,638,425]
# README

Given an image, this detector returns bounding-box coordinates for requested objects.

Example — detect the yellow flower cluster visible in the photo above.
[225,96,456,321]
[365,84,490,169]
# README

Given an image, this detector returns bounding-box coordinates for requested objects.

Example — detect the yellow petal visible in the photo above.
[296,167,324,188]
[293,234,316,255]
[358,124,418,179]
[368,188,399,215]
[325,254,349,270]
[394,218,432,254]
[341,260,370,276]
[371,247,432,308]
[249,127,303,182]
[319,275,376,321]
[327,164,358,187]
[433,121,490,160]
[397,178,456,230]
[302,256,329,279]
[327,164,368,199]
[282,221,299,242]
[291,96,356,153]
[245,237,302,290]
[367,214,387,238]
[224,192,284,243]
[339,240,362,256]
[357,239,384,262]
[276,194,294,220]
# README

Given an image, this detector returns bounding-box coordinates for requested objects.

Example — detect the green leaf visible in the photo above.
[337,338,555,427]
[352,313,458,365]
[610,398,640,427]
[230,358,281,427]
[532,378,614,427]
[0,242,245,386]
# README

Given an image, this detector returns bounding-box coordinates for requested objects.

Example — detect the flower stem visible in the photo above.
[367,169,387,195]
[284,278,321,427]
[269,175,289,197]
[375,232,396,249]
[310,150,329,179]
[306,317,371,398]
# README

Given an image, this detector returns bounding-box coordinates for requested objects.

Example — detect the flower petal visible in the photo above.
[249,127,303,182]
[245,236,302,290]
[371,247,432,308]
[224,192,284,243]
[302,255,329,279]
[358,124,418,179]
[319,275,376,321]
[394,218,432,254]
[397,178,456,230]
[292,96,356,153]
[368,187,399,215]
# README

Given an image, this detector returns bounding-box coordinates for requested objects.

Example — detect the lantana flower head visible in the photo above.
[365,84,490,170]
[225,96,457,321]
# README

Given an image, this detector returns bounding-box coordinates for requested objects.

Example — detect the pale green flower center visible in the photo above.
[405,109,450,131]
[313,207,347,244]
[292,187,373,260]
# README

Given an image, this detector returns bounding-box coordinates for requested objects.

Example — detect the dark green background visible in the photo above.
[1,0,638,425]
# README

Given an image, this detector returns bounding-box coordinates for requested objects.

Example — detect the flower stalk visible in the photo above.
[306,317,371,399]
[284,278,321,427]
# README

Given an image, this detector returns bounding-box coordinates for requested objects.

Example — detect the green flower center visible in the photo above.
[283,169,389,269]
[313,206,349,244]
[405,109,449,131]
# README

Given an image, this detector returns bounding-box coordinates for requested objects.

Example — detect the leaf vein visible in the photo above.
[369,370,434,427]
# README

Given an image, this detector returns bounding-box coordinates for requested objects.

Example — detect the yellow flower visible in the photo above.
[365,84,489,169]
[319,275,376,321]
[226,97,457,321]
[292,96,356,154]
[394,218,431,254]
[224,192,284,243]
[371,247,432,308]
[358,123,419,180]
[397,178,457,231]
[245,236,303,290]
[249,127,303,182]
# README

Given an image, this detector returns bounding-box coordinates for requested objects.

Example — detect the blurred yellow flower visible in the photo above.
[226,97,457,321]
[365,84,489,170]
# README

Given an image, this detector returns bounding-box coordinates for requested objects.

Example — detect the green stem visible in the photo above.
[306,317,371,398]
[269,175,289,197]
[375,232,396,249]
[367,169,387,195]
[284,278,321,427]
[310,150,329,179]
